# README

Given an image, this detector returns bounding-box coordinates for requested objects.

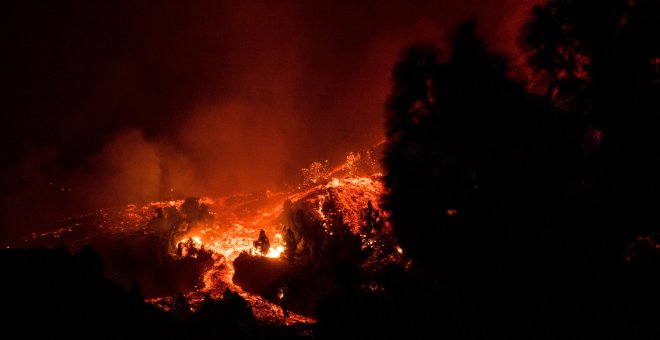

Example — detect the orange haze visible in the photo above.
[0,0,542,240]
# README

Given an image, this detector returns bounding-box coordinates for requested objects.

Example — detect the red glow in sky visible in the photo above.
[0,0,541,240]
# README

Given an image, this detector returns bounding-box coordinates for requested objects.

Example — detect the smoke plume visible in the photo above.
[0,0,541,240]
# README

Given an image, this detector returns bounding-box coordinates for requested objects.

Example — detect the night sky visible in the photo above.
[0,0,539,240]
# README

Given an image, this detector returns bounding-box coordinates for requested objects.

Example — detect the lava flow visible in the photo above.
[7,148,403,325]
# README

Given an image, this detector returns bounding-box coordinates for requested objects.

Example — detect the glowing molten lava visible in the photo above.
[265,245,285,258]
[9,149,393,325]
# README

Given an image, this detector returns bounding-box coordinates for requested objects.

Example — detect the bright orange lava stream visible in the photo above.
[14,150,387,325]
[149,172,384,324]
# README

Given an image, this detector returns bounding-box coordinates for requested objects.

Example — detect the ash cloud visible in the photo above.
[0,0,540,240]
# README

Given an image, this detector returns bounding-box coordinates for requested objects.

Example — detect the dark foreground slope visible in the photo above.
[0,247,172,338]
[0,247,303,339]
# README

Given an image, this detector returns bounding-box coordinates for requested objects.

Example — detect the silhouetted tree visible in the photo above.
[283,227,296,263]
[180,197,211,224]
[277,276,291,322]
[223,287,233,300]
[377,5,660,336]
[384,22,543,275]
[175,241,184,257]
[221,288,256,326]
[188,238,199,257]
[521,0,660,232]
[253,229,270,255]
[129,280,144,302]
[519,1,660,336]
[77,244,104,276]
[381,21,581,336]
[359,200,383,240]
[172,292,191,320]
[148,207,169,235]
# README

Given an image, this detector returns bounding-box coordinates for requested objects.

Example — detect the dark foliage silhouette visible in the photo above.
[521,0,660,246]
[517,0,660,336]
[365,3,660,338]
[383,22,569,281]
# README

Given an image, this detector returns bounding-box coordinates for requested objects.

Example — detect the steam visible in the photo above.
[77,129,163,207]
